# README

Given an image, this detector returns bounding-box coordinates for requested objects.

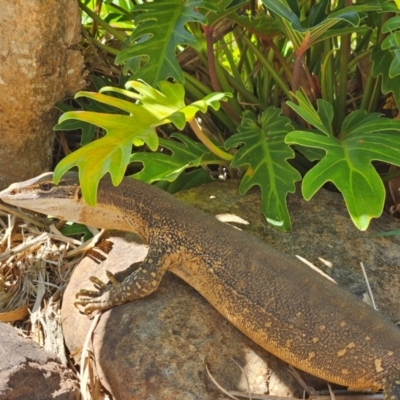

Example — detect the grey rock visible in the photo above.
[0,322,79,400]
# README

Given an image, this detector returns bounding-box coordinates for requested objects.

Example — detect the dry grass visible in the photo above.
[0,202,84,362]
[0,202,113,399]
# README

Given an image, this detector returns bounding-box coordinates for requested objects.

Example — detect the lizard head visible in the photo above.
[0,172,83,218]
[0,172,147,234]
[0,171,80,204]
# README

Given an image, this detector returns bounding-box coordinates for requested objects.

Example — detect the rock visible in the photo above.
[0,0,85,189]
[61,180,400,399]
[0,321,79,400]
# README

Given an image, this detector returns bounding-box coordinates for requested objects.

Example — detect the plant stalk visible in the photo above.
[79,1,127,42]
[239,32,292,100]
[202,25,241,123]
[188,120,233,162]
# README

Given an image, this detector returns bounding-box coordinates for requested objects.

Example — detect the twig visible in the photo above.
[359,262,377,310]
[205,363,240,400]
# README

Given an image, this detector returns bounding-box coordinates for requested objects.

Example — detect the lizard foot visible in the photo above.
[75,270,126,315]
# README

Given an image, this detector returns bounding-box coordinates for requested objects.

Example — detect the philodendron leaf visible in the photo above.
[287,89,333,136]
[371,45,400,107]
[286,101,400,230]
[382,16,400,79]
[54,80,230,205]
[54,103,96,145]
[116,0,218,85]
[262,0,376,50]
[225,108,301,231]
[54,76,128,145]
[156,169,213,194]
[205,0,249,26]
[130,133,222,183]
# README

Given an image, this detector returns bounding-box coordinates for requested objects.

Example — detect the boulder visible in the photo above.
[0,322,79,400]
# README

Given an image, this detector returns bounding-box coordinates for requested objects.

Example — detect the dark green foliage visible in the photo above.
[56,0,400,231]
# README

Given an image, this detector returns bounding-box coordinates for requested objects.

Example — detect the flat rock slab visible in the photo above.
[62,180,400,399]
[0,322,79,400]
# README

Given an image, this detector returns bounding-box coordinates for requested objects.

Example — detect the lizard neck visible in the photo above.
[90,177,156,241]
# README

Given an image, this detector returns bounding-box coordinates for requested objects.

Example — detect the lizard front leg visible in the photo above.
[75,247,170,315]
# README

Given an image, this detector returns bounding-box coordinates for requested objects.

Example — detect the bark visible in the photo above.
[0,0,85,189]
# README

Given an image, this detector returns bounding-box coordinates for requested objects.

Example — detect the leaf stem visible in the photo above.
[367,76,382,113]
[270,39,293,82]
[224,70,267,110]
[359,72,376,111]
[188,119,233,161]
[202,25,241,123]
[321,44,336,108]
[203,26,221,92]
[337,28,350,127]
[79,1,127,42]
[81,28,120,56]
[183,73,238,132]
[239,32,292,100]
[292,32,310,92]
[361,14,388,111]
[347,49,372,72]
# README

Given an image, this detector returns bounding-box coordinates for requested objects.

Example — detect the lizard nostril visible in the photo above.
[9,190,17,195]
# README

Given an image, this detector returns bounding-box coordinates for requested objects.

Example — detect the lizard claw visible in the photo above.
[74,270,124,315]
[75,288,102,297]
[74,291,115,315]
[88,275,108,290]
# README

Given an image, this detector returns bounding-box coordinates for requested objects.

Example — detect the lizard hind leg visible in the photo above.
[75,247,169,315]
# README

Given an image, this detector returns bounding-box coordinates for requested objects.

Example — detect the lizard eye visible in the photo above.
[76,188,82,200]
[39,182,55,191]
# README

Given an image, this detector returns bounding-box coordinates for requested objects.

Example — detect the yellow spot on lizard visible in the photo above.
[375,359,383,373]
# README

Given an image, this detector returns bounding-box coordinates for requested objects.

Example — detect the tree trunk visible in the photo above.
[0,0,85,189]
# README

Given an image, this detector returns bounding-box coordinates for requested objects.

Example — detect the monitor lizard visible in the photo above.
[1,171,400,399]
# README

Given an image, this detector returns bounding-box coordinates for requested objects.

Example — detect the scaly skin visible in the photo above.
[1,172,400,398]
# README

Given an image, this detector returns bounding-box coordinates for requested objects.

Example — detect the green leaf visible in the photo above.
[116,0,218,85]
[228,13,280,39]
[61,223,94,241]
[309,0,329,26]
[54,81,229,205]
[285,110,400,230]
[318,26,371,43]
[205,0,249,26]
[380,19,400,79]
[390,54,400,79]
[381,31,400,51]
[155,169,213,194]
[54,76,129,144]
[55,111,157,206]
[371,45,400,107]
[262,0,302,31]
[287,90,334,136]
[102,81,230,126]
[54,103,97,145]
[130,133,221,183]
[225,108,301,231]
[382,15,400,33]
[262,0,377,50]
